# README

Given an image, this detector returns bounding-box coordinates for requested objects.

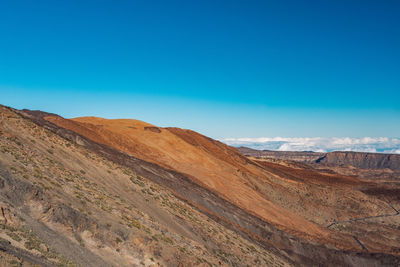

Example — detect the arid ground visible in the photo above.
[0,104,399,266]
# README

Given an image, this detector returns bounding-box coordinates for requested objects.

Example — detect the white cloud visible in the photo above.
[221,137,400,154]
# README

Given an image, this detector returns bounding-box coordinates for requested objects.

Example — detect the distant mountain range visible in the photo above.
[238,147,400,170]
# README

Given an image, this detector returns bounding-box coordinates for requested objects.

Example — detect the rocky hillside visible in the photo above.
[0,106,289,266]
[1,104,400,266]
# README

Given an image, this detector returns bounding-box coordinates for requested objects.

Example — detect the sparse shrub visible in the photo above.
[24,237,41,251]
[8,259,20,267]
[247,245,256,252]
[123,169,132,175]
[6,232,21,242]
[130,176,145,187]
[74,234,85,247]
[154,234,174,245]
[34,168,42,178]
[38,182,51,191]
[0,237,10,247]
[163,236,174,245]
[49,180,61,187]
[130,219,142,229]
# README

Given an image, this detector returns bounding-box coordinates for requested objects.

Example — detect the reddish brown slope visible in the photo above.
[44,115,397,254]
[45,116,329,239]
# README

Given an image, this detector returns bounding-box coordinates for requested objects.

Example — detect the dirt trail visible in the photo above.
[327,202,399,228]
[327,202,400,251]
[353,236,368,252]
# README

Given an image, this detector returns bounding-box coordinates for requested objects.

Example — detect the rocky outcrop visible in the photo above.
[0,203,17,227]
[238,147,324,163]
[144,126,161,133]
[316,151,400,170]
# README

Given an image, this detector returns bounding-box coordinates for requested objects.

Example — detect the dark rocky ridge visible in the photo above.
[318,151,400,170]
[238,147,400,170]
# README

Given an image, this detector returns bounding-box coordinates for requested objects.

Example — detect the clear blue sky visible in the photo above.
[0,0,399,139]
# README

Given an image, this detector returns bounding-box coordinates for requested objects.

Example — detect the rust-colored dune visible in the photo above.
[44,115,396,253]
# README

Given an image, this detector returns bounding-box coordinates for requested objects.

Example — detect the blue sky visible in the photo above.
[0,0,399,139]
